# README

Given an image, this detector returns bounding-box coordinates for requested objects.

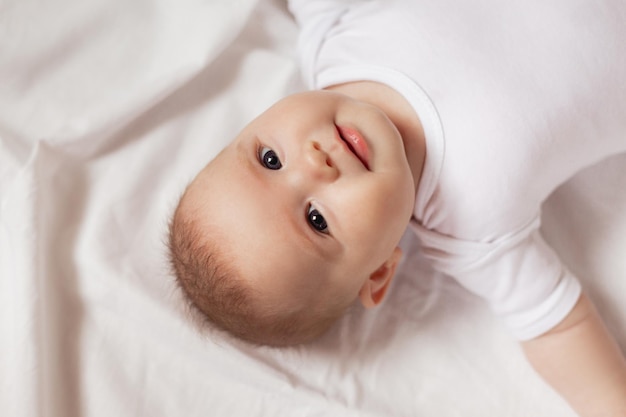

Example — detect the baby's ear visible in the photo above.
[358,247,402,308]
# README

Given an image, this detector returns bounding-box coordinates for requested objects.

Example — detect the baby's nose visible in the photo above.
[303,140,339,182]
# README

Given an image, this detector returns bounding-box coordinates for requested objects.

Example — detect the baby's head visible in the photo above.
[169,90,417,346]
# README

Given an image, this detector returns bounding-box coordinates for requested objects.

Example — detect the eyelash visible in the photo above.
[258,145,282,170]
[307,204,329,235]
[258,144,330,235]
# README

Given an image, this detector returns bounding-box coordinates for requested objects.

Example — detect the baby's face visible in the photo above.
[187,91,417,312]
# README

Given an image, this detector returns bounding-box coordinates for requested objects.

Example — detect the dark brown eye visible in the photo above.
[307,205,328,234]
[259,146,282,170]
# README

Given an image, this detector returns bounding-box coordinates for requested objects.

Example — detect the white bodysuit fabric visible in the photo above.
[288,0,626,339]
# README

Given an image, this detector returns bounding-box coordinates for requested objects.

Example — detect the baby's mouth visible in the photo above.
[336,125,370,170]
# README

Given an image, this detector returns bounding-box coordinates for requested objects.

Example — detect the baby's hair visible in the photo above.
[167,190,347,347]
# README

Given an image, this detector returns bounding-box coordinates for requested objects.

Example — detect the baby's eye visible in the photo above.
[307,205,329,234]
[258,146,282,170]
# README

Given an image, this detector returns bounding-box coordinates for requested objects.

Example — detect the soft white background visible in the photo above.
[1,0,624,416]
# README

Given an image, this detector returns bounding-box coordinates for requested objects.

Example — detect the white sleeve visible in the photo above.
[287,0,354,88]
[409,216,582,340]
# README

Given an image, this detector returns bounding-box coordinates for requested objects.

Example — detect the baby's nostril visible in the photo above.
[325,157,333,167]
[312,141,321,150]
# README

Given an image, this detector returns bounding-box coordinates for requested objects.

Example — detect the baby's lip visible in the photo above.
[335,125,370,170]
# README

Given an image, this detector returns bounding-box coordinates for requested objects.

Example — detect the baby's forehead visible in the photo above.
[185,206,330,301]
[186,145,239,199]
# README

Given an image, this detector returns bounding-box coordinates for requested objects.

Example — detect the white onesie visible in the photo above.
[288,0,626,339]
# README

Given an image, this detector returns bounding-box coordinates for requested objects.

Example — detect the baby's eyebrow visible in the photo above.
[237,140,259,173]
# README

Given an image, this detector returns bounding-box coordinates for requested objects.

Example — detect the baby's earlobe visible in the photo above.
[358,247,402,308]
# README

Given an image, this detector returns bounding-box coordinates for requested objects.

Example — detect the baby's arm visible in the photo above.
[522,293,626,416]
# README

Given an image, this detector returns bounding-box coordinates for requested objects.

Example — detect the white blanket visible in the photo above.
[1,0,624,415]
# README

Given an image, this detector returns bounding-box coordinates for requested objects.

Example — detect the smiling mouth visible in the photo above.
[336,125,370,169]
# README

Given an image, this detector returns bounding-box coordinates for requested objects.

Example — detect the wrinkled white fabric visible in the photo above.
[2,0,625,416]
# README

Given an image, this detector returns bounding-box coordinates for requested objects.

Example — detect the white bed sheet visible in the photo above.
[1,0,625,416]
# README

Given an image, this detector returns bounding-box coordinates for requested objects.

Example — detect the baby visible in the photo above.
[169,0,626,414]
[170,87,419,345]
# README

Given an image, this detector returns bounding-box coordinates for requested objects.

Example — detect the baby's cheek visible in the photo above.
[375,190,413,241]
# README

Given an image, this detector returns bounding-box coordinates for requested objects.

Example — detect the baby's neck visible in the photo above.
[325,81,426,193]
